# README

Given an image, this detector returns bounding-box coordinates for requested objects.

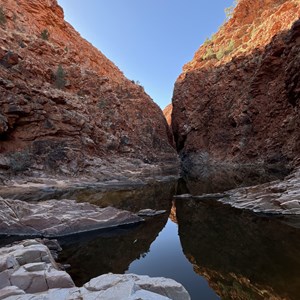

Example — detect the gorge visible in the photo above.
[0,0,300,299]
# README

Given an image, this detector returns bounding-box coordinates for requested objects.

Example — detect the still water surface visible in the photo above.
[57,177,300,300]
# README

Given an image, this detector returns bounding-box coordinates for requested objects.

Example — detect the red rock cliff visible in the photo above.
[172,0,300,173]
[0,0,177,179]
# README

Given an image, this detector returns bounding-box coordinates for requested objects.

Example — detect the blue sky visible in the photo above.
[57,0,233,109]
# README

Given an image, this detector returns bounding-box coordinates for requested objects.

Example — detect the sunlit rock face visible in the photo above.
[163,104,172,126]
[172,0,300,173]
[0,0,177,179]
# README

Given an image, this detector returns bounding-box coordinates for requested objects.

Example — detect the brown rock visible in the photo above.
[172,0,300,175]
[0,0,177,178]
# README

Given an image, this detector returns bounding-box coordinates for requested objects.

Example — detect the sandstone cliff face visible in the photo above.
[0,0,177,179]
[172,0,300,173]
[163,104,172,126]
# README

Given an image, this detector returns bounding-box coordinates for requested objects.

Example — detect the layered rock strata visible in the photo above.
[0,0,177,180]
[172,0,300,173]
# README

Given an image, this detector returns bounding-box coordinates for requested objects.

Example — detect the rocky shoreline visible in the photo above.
[0,239,190,300]
[175,167,300,218]
[0,198,144,237]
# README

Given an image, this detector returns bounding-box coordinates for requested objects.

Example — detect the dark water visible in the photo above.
[56,176,300,300]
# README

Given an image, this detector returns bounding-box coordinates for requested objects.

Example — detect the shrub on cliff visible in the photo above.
[9,150,32,173]
[203,48,216,60]
[225,0,239,21]
[41,29,50,40]
[55,65,66,89]
[0,6,7,26]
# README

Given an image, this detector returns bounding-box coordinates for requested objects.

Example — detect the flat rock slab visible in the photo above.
[0,199,143,237]
[137,209,167,217]
[174,169,300,217]
[221,169,300,215]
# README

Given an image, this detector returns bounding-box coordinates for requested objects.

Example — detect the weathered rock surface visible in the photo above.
[3,274,191,300]
[0,198,143,237]
[176,168,300,216]
[0,0,177,179]
[172,0,300,173]
[221,168,300,215]
[0,240,191,300]
[0,240,75,293]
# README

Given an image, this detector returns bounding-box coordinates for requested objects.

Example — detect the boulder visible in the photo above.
[0,240,75,294]
[137,209,167,217]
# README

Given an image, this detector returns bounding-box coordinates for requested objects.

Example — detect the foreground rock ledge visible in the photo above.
[0,240,191,300]
[0,198,143,237]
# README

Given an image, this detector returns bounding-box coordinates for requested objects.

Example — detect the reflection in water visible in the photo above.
[176,198,300,300]
[75,181,177,212]
[127,216,219,300]
[8,175,297,300]
[180,164,289,195]
[57,181,176,286]
[58,215,169,286]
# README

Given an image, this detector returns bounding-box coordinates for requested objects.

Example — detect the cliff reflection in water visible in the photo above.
[179,163,289,195]
[58,181,175,286]
[175,198,300,300]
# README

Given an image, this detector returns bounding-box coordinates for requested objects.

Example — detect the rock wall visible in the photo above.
[0,0,177,179]
[172,0,300,174]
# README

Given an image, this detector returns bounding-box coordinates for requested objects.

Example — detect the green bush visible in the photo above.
[203,38,211,46]
[41,29,50,40]
[203,48,216,60]
[225,0,239,21]
[55,65,66,89]
[225,40,235,55]
[98,99,107,109]
[0,6,6,26]
[9,150,32,173]
[216,48,225,60]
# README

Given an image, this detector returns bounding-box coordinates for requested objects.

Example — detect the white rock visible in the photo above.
[83,274,190,300]
[0,241,190,300]
[0,286,25,300]
[134,275,191,300]
[129,289,171,300]
[23,262,47,272]
[45,268,75,289]
[0,270,13,289]
[10,268,48,293]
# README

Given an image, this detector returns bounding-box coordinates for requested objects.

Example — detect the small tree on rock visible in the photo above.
[55,65,66,90]
[41,29,50,40]
[0,6,7,26]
